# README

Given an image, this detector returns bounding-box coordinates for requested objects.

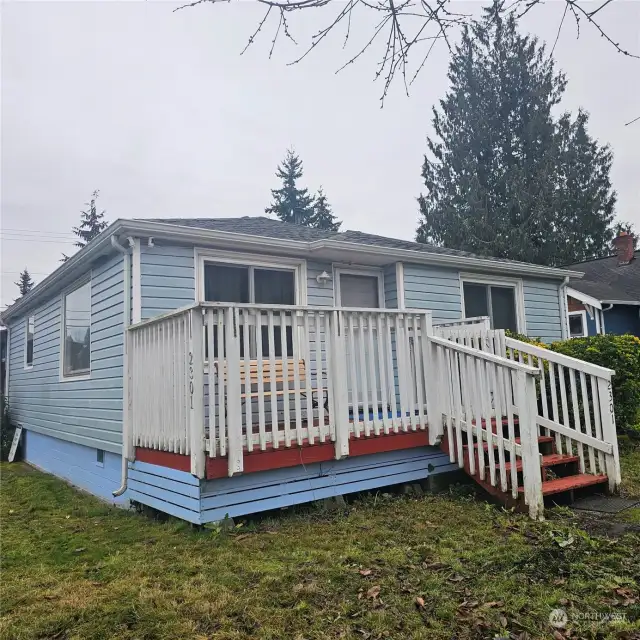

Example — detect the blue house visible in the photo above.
[566,233,640,338]
[2,217,622,521]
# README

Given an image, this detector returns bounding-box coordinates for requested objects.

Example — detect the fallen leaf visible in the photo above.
[500,615,508,627]
[552,631,565,640]
[234,534,251,542]
[558,598,570,606]
[8,509,14,514]
[448,573,465,582]
[423,562,448,571]
[415,597,425,609]
[482,601,503,608]
[73,547,86,554]
[366,585,381,599]
[359,569,372,576]
[553,578,566,585]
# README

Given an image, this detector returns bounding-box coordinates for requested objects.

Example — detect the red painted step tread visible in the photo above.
[501,454,579,473]
[518,474,608,496]
[464,435,554,451]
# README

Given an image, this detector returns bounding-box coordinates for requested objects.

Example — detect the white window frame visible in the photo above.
[333,265,385,309]
[59,277,92,382]
[568,310,588,338]
[24,315,34,370]
[194,248,307,305]
[459,273,526,333]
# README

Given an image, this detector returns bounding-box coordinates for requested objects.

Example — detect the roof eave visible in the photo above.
[0,220,126,323]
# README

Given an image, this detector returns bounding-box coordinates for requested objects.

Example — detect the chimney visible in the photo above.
[612,231,635,265]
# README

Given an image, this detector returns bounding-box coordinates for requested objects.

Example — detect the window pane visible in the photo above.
[463,283,489,318]
[254,269,295,305]
[204,264,249,303]
[490,286,517,331]
[569,314,584,338]
[26,316,34,366]
[63,282,91,376]
[339,274,380,308]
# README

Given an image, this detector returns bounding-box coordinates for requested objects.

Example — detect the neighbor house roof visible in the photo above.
[567,250,640,304]
[1,215,583,323]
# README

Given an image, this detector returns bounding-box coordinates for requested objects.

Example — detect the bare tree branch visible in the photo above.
[624,115,640,127]
[176,0,637,104]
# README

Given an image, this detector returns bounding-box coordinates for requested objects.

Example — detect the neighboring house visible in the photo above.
[566,232,640,338]
[1,217,620,522]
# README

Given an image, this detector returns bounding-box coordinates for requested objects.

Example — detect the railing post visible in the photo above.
[331,310,350,459]
[597,376,622,491]
[225,307,244,476]
[515,369,544,520]
[423,314,443,445]
[189,308,206,479]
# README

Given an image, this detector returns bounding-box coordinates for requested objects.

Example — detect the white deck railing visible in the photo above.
[127,308,620,518]
[127,304,438,477]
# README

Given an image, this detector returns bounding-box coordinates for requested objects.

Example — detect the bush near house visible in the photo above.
[508,332,640,437]
[0,394,17,461]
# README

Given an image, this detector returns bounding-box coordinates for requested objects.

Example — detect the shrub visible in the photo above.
[550,334,640,437]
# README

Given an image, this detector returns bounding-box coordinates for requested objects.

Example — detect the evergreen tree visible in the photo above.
[15,269,34,296]
[312,187,341,231]
[73,190,108,248]
[266,150,316,226]
[416,2,617,266]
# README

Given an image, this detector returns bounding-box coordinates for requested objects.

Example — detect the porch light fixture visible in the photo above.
[316,270,332,286]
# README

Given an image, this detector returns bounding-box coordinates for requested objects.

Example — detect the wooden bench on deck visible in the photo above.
[213,359,329,413]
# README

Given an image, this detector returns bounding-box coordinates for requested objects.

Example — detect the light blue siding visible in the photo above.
[383,264,398,308]
[307,261,334,306]
[8,254,125,454]
[140,243,195,320]
[523,280,563,343]
[403,264,462,321]
[125,446,455,525]
[23,430,127,504]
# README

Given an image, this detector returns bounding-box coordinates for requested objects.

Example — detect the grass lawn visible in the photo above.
[1,463,639,640]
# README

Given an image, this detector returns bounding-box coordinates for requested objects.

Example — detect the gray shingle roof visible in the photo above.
[568,251,640,303]
[148,216,547,268]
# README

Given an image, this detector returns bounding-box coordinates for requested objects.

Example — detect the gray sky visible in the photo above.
[2,0,639,308]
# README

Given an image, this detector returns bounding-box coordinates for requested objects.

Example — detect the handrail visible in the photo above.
[127,303,199,331]
[433,316,490,327]
[200,301,434,316]
[429,335,540,375]
[505,337,614,379]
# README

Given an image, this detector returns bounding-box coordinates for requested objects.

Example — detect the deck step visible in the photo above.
[501,453,579,473]
[518,474,608,496]
[464,435,554,451]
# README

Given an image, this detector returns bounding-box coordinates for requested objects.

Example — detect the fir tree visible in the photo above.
[15,269,34,296]
[73,190,108,249]
[266,150,316,226]
[311,187,341,231]
[416,1,617,266]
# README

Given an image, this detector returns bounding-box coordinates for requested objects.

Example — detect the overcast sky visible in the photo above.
[1,0,639,308]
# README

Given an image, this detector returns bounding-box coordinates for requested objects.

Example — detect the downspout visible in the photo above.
[112,236,132,497]
[559,276,570,340]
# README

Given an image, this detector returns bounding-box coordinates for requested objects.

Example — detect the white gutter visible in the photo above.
[111,236,132,498]
[601,300,640,306]
[119,220,584,280]
[4,327,10,398]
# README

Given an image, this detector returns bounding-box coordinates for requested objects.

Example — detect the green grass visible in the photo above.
[1,464,639,640]
[620,439,640,499]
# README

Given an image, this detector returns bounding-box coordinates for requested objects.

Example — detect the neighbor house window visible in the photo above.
[62,281,91,377]
[462,279,520,332]
[203,261,296,357]
[25,316,34,368]
[568,311,587,338]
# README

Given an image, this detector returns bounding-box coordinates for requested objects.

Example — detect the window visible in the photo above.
[462,279,520,332]
[25,316,34,368]
[568,311,587,338]
[96,449,105,466]
[62,281,91,378]
[204,262,296,357]
[338,274,381,308]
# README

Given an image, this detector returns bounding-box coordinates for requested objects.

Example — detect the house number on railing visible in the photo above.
[608,381,615,421]
[189,351,194,410]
